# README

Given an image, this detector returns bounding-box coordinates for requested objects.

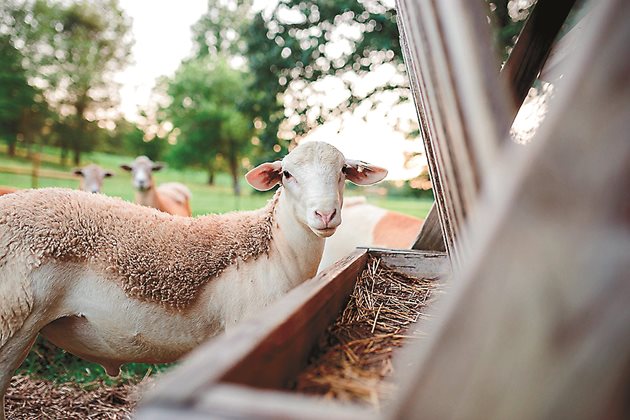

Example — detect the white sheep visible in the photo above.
[0,141,387,419]
[120,156,192,216]
[72,164,114,194]
[319,197,424,270]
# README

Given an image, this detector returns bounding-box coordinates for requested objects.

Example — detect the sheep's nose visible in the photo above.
[91,189,99,194]
[315,209,337,227]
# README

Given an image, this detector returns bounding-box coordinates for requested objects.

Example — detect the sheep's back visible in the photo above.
[0,188,277,310]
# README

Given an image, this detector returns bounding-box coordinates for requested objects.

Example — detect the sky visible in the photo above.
[115,0,208,120]
[114,1,425,180]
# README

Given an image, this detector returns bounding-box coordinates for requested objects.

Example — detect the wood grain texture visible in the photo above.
[365,248,450,280]
[390,1,630,418]
[411,203,446,252]
[138,385,373,420]
[396,0,512,265]
[195,385,373,420]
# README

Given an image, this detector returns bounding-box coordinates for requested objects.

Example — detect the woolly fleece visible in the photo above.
[0,188,279,313]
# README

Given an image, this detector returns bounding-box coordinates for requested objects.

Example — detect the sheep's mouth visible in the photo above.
[311,227,337,238]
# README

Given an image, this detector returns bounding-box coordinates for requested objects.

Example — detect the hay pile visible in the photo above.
[5,375,154,419]
[295,256,439,407]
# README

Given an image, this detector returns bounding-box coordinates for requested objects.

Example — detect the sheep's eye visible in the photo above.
[283,170,292,179]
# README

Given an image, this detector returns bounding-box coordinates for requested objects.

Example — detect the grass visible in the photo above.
[2,145,432,384]
[0,146,432,217]
[17,338,171,386]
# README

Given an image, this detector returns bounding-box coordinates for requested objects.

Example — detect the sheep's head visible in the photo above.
[120,156,164,191]
[246,141,387,238]
[73,164,113,194]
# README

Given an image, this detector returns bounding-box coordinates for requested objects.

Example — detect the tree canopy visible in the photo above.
[0,0,132,163]
[160,56,253,195]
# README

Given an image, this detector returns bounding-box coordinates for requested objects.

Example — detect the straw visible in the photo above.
[295,256,439,407]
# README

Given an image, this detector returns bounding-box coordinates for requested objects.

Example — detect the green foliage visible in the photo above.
[486,0,535,62]
[242,0,404,156]
[0,0,133,164]
[117,119,166,160]
[0,35,38,153]
[191,0,253,59]
[161,56,253,194]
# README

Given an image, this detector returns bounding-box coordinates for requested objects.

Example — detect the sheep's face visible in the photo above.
[73,164,113,194]
[120,156,164,192]
[246,141,388,238]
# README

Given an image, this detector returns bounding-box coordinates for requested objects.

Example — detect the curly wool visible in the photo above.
[0,188,279,311]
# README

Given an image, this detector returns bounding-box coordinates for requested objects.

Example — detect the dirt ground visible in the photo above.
[5,375,154,419]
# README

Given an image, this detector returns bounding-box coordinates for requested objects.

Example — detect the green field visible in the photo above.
[0,147,433,217]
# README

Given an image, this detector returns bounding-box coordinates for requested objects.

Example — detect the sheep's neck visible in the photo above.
[135,187,161,210]
[271,191,325,286]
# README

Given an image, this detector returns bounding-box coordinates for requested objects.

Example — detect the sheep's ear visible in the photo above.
[104,171,114,178]
[344,159,388,185]
[120,164,133,171]
[152,162,165,171]
[246,161,283,191]
[72,168,84,177]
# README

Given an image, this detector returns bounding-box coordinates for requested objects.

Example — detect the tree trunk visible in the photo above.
[232,172,241,196]
[228,154,240,196]
[207,170,215,185]
[7,140,16,157]
[72,144,81,166]
[73,98,88,166]
[60,146,68,166]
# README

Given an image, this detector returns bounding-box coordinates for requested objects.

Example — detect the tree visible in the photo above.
[191,0,253,60]
[1,0,133,164]
[0,34,38,155]
[161,57,253,195]
[243,0,405,156]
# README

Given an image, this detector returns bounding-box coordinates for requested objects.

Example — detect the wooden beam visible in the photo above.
[390,1,630,418]
[501,0,577,119]
[411,203,446,252]
[196,385,371,420]
[140,250,368,407]
[539,12,590,83]
[138,385,371,420]
[396,0,512,265]
[366,248,450,280]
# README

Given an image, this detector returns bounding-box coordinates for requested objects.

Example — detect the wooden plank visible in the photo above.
[135,406,215,420]
[539,12,590,83]
[138,385,370,420]
[194,385,371,420]
[366,248,450,280]
[501,0,577,119]
[390,1,630,418]
[396,0,512,265]
[411,203,446,252]
[141,250,368,407]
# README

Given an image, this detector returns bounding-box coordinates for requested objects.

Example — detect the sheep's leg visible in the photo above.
[0,328,39,420]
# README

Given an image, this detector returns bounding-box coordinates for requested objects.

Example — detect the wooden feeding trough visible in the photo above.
[139,249,450,418]
[137,0,630,418]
